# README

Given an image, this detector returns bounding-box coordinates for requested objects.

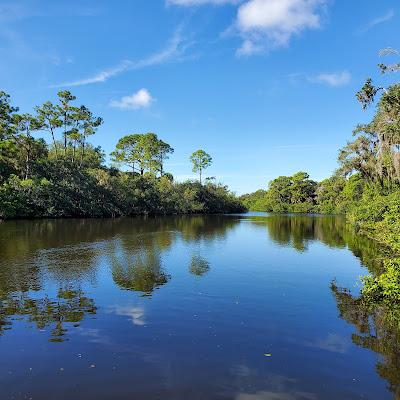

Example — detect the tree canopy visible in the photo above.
[111,133,174,177]
[190,149,212,184]
[0,90,244,219]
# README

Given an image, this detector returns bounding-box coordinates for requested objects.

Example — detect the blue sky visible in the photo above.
[1,0,399,194]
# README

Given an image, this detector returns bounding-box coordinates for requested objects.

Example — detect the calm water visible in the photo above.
[0,215,396,399]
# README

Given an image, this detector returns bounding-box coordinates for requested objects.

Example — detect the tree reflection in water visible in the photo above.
[107,216,235,295]
[189,255,210,277]
[0,286,97,342]
[331,282,400,399]
[251,214,388,275]
[0,215,238,338]
[111,249,170,296]
[1,210,398,399]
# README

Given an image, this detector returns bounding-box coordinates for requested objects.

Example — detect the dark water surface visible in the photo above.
[0,215,396,399]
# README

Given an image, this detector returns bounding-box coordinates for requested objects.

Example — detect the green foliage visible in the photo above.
[0,163,245,219]
[0,90,244,219]
[240,189,269,211]
[315,175,346,214]
[190,149,212,184]
[111,133,173,176]
[241,172,317,213]
[347,188,400,252]
[361,259,400,310]
[0,91,18,140]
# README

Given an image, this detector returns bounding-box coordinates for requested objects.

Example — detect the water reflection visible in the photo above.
[0,286,96,342]
[110,249,170,296]
[189,255,210,277]
[230,370,317,400]
[236,390,317,400]
[0,216,239,340]
[0,215,391,339]
[0,214,398,399]
[249,215,400,399]
[332,282,400,399]
[0,215,237,264]
[249,215,388,275]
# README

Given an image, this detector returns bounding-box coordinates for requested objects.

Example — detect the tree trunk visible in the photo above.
[64,114,67,156]
[50,126,58,159]
[80,139,86,168]
[25,149,30,180]
[25,129,31,179]
[160,160,163,177]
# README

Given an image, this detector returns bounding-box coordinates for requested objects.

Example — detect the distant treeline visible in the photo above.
[0,91,244,219]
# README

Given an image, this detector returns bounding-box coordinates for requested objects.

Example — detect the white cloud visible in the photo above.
[310,71,351,87]
[235,0,326,55]
[167,0,238,5]
[110,89,154,110]
[110,306,146,326]
[52,28,187,87]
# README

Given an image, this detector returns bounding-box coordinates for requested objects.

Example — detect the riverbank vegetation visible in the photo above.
[0,91,244,219]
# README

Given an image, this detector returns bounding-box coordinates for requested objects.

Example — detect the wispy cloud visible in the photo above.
[309,71,351,87]
[110,89,154,110]
[52,28,189,88]
[361,9,395,33]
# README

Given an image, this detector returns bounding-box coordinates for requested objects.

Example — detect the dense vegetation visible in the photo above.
[0,91,244,219]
